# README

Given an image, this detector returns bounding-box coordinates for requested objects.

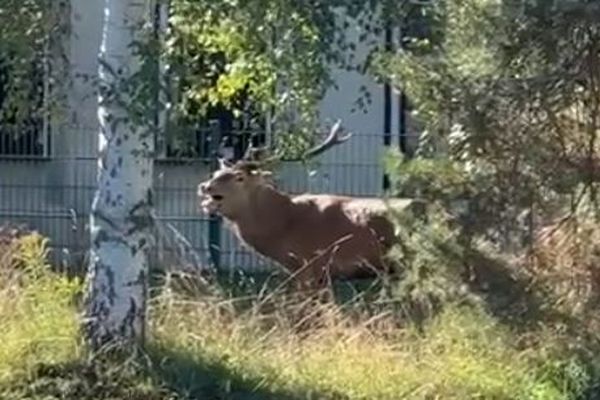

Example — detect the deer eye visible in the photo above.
[235,175,245,182]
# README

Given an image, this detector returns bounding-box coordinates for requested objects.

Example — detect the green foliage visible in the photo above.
[0,0,62,132]
[376,0,600,247]
[382,200,470,322]
[164,0,385,155]
[3,360,175,400]
[384,148,470,203]
[374,5,600,379]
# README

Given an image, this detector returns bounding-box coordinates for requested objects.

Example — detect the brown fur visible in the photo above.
[198,161,414,289]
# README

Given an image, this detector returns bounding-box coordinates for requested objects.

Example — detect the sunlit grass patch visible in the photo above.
[151,290,587,400]
[0,233,82,384]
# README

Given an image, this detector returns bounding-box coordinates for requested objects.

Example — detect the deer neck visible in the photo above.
[235,185,293,236]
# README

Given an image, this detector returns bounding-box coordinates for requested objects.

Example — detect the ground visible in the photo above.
[0,232,598,400]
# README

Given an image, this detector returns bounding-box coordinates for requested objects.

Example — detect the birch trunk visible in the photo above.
[83,0,155,349]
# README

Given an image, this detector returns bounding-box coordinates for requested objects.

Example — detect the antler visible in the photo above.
[242,141,270,162]
[290,119,352,161]
[241,119,352,165]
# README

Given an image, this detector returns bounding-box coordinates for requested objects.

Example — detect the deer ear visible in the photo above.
[218,158,232,170]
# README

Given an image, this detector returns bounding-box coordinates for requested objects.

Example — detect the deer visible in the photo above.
[197,121,421,293]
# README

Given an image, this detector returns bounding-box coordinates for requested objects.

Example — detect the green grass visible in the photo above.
[0,233,597,399]
[150,295,590,400]
[0,234,81,383]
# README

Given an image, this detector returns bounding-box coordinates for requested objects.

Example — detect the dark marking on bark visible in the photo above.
[126,214,154,235]
[138,269,146,285]
[146,189,154,207]
[126,217,154,236]
[116,138,122,146]
[119,297,137,339]
[130,244,138,257]
[129,200,146,216]
[124,134,129,141]
[118,157,123,167]
[90,212,128,245]
[92,229,110,249]
[105,265,117,305]
[104,190,112,205]
[110,166,118,178]
[82,257,116,349]
[110,118,120,136]
[125,269,146,287]
[140,270,147,347]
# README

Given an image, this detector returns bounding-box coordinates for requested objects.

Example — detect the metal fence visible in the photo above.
[0,122,417,274]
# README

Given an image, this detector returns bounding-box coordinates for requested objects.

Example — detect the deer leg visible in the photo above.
[292,263,325,295]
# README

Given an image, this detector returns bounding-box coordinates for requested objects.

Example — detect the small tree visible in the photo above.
[82,0,157,350]
[371,0,600,320]
[376,0,600,245]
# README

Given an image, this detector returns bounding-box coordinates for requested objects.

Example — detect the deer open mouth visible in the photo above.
[200,192,225,215]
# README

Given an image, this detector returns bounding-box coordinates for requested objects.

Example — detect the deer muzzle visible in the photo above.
[198,182,224,214]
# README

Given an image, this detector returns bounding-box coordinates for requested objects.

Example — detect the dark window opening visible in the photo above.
[162,96,266,161]
[0,55,50,157]
[153,2,266,162]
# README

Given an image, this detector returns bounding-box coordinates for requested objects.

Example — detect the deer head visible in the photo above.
[198,120,352,218]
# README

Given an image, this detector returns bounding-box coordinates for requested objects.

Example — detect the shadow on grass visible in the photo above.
[2,345,348,400]
[460,247,549,328]
[144,343,347,400]
[463,250,592,334]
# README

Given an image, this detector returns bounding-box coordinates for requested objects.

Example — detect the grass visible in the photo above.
[0,233,81,383]
[149,294,590,400]
[0,232,598,399]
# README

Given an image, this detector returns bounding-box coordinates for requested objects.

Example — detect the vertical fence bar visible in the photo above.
[382,25,393,192]
[208,119,222,270]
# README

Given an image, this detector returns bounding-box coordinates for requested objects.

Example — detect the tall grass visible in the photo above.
[0,230,596,399]
[150,289,589,400]
[0,232,81,383]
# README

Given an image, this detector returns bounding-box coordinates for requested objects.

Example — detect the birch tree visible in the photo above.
[83,0,156,349]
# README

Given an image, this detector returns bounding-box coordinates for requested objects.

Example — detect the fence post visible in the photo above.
[208,119,222,270]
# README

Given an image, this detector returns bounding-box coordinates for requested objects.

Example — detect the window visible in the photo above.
[0,52,51,158]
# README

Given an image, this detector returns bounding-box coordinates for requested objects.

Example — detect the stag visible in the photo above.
[197,121,419,290]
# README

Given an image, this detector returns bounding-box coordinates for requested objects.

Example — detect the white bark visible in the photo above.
[83,0,155,349]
